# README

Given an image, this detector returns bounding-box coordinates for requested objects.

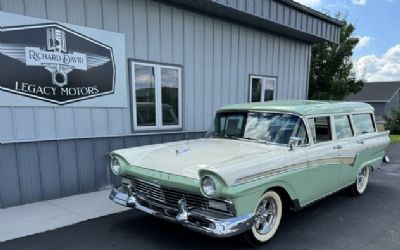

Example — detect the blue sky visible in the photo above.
[297,0,400,81]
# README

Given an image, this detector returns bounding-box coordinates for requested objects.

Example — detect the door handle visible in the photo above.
[333,145,342,150]
[357,140,364,144]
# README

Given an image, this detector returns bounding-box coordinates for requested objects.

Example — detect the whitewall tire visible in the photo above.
[244,190,283,245]
[351,166,370,196]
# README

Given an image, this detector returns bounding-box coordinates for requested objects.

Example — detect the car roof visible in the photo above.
[218,100,374,116]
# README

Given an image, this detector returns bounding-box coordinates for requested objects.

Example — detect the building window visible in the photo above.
[249,75,276,102]
[131,62,182,130]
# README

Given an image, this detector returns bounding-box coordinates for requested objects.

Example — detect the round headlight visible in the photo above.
[201,176,216,196]
[111,158,121,175]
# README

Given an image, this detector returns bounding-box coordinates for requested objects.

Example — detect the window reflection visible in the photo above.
[161,68,179,125]
[251,78,262,102]
[335,115,353,139]
[135,65,156,126]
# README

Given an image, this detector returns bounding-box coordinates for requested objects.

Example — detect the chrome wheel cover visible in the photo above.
[254,197,277,235]
[356,166,370,193]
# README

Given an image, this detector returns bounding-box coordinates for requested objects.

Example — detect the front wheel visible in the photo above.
[243,191,283,246]
[351,166,370,196]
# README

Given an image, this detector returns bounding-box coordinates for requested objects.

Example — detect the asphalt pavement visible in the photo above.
[1,144,399,250]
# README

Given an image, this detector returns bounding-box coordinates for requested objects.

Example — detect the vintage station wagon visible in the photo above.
[109,100,390,244]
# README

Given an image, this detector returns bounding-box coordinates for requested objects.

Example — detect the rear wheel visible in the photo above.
[351,166,370,196]
[243,191,282,246]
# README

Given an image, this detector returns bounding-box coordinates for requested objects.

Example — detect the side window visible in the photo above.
[307,117,332,143]
[352,113,376,135]
[249,75,276,102]
[334,115,354,139]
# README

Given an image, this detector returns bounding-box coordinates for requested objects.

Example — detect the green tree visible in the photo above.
[308,14,364,100]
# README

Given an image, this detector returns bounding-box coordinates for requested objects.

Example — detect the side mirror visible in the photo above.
[289,137,302,151]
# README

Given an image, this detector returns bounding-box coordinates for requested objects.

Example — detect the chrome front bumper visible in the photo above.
[109,186,254,238]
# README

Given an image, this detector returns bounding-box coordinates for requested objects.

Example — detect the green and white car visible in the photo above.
[109,100,390,244]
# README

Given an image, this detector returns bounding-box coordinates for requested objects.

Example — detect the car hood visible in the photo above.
[112,138,295,185]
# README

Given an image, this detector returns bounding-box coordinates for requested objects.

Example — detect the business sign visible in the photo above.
[0,23,115,105]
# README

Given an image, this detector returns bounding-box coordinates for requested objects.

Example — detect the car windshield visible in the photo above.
[206,111,308,145]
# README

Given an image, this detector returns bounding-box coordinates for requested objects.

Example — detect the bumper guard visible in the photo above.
[109,186,254,238]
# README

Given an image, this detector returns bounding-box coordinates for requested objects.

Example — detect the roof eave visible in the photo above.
[280,0,345,27]
[162,0,342,44]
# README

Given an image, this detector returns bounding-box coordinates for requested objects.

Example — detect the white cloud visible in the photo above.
[296,0,322,8]
[355,36,372,50]
[354,44,400,81]
[352,0,367,5]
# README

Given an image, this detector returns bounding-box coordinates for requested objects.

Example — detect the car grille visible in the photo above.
[129,178,233,216]
[131,178,165,203]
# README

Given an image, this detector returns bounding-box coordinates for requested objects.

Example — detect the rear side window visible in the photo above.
[334,115,354,139]
[352,113,375,135]
[308,117,332,143]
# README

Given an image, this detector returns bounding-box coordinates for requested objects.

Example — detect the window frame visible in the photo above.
[249,75,277,102]
[131,61,183,131]
[306,112,377,145]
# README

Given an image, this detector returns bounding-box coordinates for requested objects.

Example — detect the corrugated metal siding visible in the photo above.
[0,131,205,208]
[212,0,341,43]
[0,0,311,142]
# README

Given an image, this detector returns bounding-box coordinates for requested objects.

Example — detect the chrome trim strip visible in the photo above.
[233,156,357,186]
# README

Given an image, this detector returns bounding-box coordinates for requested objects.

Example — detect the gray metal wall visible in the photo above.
[0,131,205,208]
[0,0,311,142]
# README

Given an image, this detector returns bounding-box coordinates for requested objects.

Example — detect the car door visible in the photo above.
[305,116,342,202]
[337,113,378,186]
[332,114,359,187]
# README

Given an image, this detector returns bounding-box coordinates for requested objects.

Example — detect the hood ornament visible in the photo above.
[176,143,190,156]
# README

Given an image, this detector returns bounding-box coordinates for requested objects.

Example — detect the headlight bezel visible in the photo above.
[110,157,121,175]
[201,176,216,197]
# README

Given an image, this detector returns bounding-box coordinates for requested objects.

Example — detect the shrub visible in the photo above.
[384,109,400,134]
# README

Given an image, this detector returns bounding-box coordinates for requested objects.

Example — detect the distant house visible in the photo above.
[346,81,400,121]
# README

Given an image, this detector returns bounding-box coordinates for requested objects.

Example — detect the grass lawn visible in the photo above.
[390,134,400,144]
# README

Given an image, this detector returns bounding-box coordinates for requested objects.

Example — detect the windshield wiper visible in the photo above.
[242,137,270,144]
[224,135,240,140]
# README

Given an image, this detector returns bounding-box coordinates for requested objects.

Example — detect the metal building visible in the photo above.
[0,0,343,208]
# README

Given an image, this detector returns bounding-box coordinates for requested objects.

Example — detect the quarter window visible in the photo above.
[249,76,276,102]
[308,117,332,143]
[132,62,182,130]
[334,115,354,139]
[352,113,375,135]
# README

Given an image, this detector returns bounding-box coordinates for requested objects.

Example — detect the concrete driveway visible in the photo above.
[1,144,399,250]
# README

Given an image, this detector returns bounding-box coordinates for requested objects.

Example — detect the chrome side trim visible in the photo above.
[233,156,356,186]
[109,186,254,238]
